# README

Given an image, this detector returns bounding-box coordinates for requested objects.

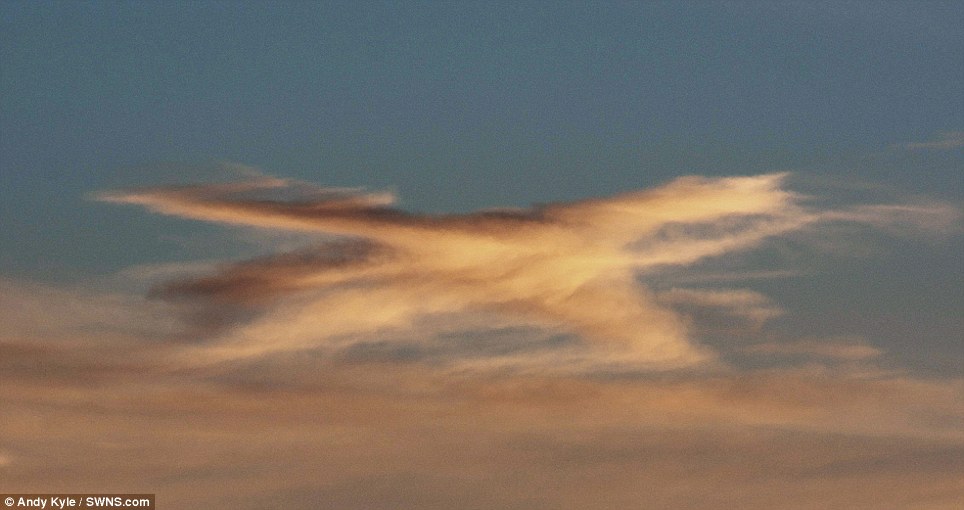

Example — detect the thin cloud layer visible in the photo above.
[743,336,883,361]
[1,170,961,509]
[656,287,784,330]
[2,299,962,509]
[97,171,954,371]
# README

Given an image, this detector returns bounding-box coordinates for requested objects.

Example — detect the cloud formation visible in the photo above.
[1,170,960,509]
[743,335,884,361]
[2,285,962,509]
[656,287,784,329]
[96,171,955,372]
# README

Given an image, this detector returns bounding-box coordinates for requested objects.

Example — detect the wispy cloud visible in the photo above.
[899,131,964,150]
[2,170,961,508]
[822,202,961,234]
[96,172,805,369]
[95,171,958,371]
[2,294,961,508]
[657,287,784,328]
[744,335,884,361]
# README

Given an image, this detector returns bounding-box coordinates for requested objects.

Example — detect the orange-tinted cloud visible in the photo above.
[2,170,960,508]
[96,173,813,369]
[97,171,956,374]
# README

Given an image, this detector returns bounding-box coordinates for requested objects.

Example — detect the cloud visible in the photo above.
[743,335,884,361]
[9,168,948,508]
[899,131,964,150]
[2,325,962,509]
[96,173,798,368]
[822,202,962,234]
[95,171,959,372]
[657,287,784,328]
[0,278,185,345]
[4,162,964,510]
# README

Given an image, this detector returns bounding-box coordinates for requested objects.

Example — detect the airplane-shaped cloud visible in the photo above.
[96,171,952,370]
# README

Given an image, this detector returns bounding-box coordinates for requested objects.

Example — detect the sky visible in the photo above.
[1,1,962,509]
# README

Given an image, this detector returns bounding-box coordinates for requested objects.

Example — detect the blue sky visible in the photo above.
[2,1,961,276]
[1,2,962,509]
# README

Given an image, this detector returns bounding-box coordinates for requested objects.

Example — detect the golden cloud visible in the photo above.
[94,171,959,374]
[96,172,819,369]
[2,170,960,508]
